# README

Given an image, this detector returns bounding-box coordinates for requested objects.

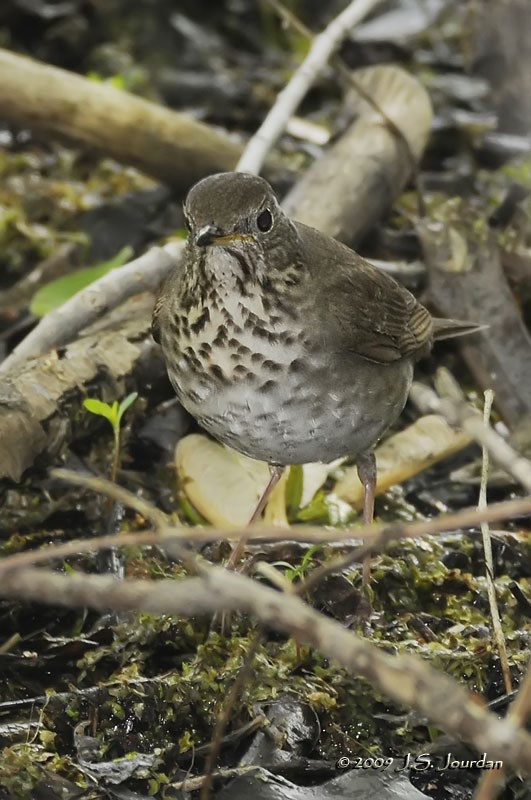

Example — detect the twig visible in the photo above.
[1,565,530,776]
[299,490,531,594]
[1,494,531,576]
[51,469,206,577]
[478,391,513,695]
[0,633,22,655]
[171,765,261,793]
[0,242,184,374]
[54,468,167,588]
[508,658,531,739]
[410,369,531,493]
[0,534,166,575]
[237,0,384,174]
[52,469,170,530]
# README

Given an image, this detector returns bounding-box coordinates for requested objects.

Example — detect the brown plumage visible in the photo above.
[153,172,481,534]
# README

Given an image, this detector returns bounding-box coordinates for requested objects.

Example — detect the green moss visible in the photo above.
[0,745,87,798]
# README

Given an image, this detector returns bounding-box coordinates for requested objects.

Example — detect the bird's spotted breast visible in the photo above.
[161,250,305,433]
[162,262,414,465]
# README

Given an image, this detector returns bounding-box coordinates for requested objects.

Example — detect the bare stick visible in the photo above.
[300,488,531,594]
[410,369,531,493]
[237,0,384,174]
[0,48,242,190]
[478,391,513,695]
[51,468,170,530]
[50,469,204,576]
[0,530,167,573]
[508,658,531,743]
[0,633,22,655]
[0,242,184,374]
[1,494,531,576]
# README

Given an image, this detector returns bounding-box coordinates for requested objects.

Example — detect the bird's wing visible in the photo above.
[297,222,433,364]
[151,258,186,344]
[151,293,165,344]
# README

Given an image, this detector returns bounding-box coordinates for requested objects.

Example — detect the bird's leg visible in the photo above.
[356,450,376,585]
[226,464,285,570]
[249,464,285,525]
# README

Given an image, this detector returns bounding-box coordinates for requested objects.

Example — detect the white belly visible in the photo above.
[171,348,413,465]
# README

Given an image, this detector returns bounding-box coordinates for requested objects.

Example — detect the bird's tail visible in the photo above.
[432,318,487,341]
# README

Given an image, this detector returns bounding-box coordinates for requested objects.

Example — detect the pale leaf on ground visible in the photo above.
[176,435,341,527]
[176,435,281,528]
[334,414,472,508]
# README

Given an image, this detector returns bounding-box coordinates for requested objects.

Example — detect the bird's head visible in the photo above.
[183,172,297,280]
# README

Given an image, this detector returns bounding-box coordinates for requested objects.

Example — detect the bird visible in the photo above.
[152,171,480,576]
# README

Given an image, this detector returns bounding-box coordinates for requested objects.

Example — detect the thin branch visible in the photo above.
[0,633,22,655]
[1,494,531,576]
[237,0,384,174]
[509,657,531,729]
[172,766,261,794]
[478,391,513,695]
[52,469,170,529]
[410,369,531,493]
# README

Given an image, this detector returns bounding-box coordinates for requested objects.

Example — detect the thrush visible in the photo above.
[152,172,480,573]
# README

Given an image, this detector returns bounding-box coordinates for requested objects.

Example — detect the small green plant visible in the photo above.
[281,544,321,584]
[83,392,138,481]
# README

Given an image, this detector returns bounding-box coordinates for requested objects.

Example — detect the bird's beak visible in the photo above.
[195,225,222,247]
[195,225,253,247]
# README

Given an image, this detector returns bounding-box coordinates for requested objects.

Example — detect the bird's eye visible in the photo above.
[257,208,273,232]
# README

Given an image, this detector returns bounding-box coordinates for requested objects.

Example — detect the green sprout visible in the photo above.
[282,544,321,584]
[83,392,138,481]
